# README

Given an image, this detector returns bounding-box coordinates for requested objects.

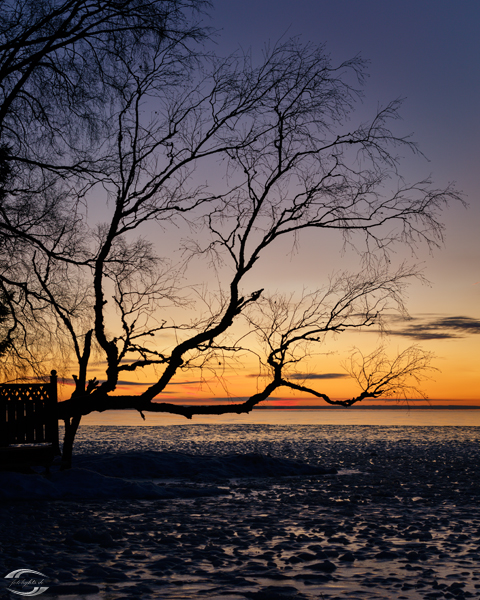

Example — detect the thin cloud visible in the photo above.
[107,379,202,387]
[289,373,350,380]
[58,379,199,388]
[435,316,480,334]
[166,381,202,386]
[151,396,284,404]
[116,380,158,386]
[388,315,480,340]
[247,373,348,380]
[388,330,458,341]
[89,358,140,366]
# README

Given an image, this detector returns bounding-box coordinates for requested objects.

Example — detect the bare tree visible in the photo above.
[244,272,436,407]
[0,0,207,159]
[0,5,461,465]
[0,0,207,370]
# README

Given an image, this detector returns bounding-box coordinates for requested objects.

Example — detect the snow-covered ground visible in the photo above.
[1,424,480,599]
[0,451,336,501]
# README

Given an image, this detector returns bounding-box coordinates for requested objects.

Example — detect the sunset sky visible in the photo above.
[64,1,480,407]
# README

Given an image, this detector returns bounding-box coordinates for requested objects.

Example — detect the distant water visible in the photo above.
[79,408,480,427]
[70,420,480,465]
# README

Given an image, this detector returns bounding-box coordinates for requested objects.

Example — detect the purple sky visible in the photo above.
[85,1,479,402]
[199,1,480,400]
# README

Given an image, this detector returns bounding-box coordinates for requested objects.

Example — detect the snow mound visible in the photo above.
[0,468,226,500]
[75,450,337,480]
[0,451,336,500]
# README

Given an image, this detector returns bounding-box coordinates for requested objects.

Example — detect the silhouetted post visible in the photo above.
[46,370,60,455]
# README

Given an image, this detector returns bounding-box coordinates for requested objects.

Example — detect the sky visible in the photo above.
[82,1,480,407]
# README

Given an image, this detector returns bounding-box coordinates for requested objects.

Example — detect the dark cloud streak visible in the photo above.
[290,373,349,380]
[386,315,480,341]
[248,373,349,380]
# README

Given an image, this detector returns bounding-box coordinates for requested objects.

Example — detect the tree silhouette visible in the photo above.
[0,146,12,361]
[0,282,11,359]
[0,2,461,465]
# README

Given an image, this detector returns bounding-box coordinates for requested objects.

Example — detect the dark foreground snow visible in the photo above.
[1,424,480,600]
[0,451,336,500]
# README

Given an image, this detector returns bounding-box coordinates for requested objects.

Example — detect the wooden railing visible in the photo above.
[0,370,60,468]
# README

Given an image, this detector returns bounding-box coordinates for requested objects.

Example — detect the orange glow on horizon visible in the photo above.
[54,338,480,407]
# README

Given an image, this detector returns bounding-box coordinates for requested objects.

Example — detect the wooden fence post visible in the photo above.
[46,370,60,455]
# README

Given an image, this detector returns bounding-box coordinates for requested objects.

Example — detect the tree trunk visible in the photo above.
[61,415,82,469]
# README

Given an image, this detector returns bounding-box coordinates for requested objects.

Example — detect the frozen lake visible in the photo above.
[2,423,480,599]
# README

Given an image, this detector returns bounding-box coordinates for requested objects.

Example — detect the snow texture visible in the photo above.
[0,450,336,500]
